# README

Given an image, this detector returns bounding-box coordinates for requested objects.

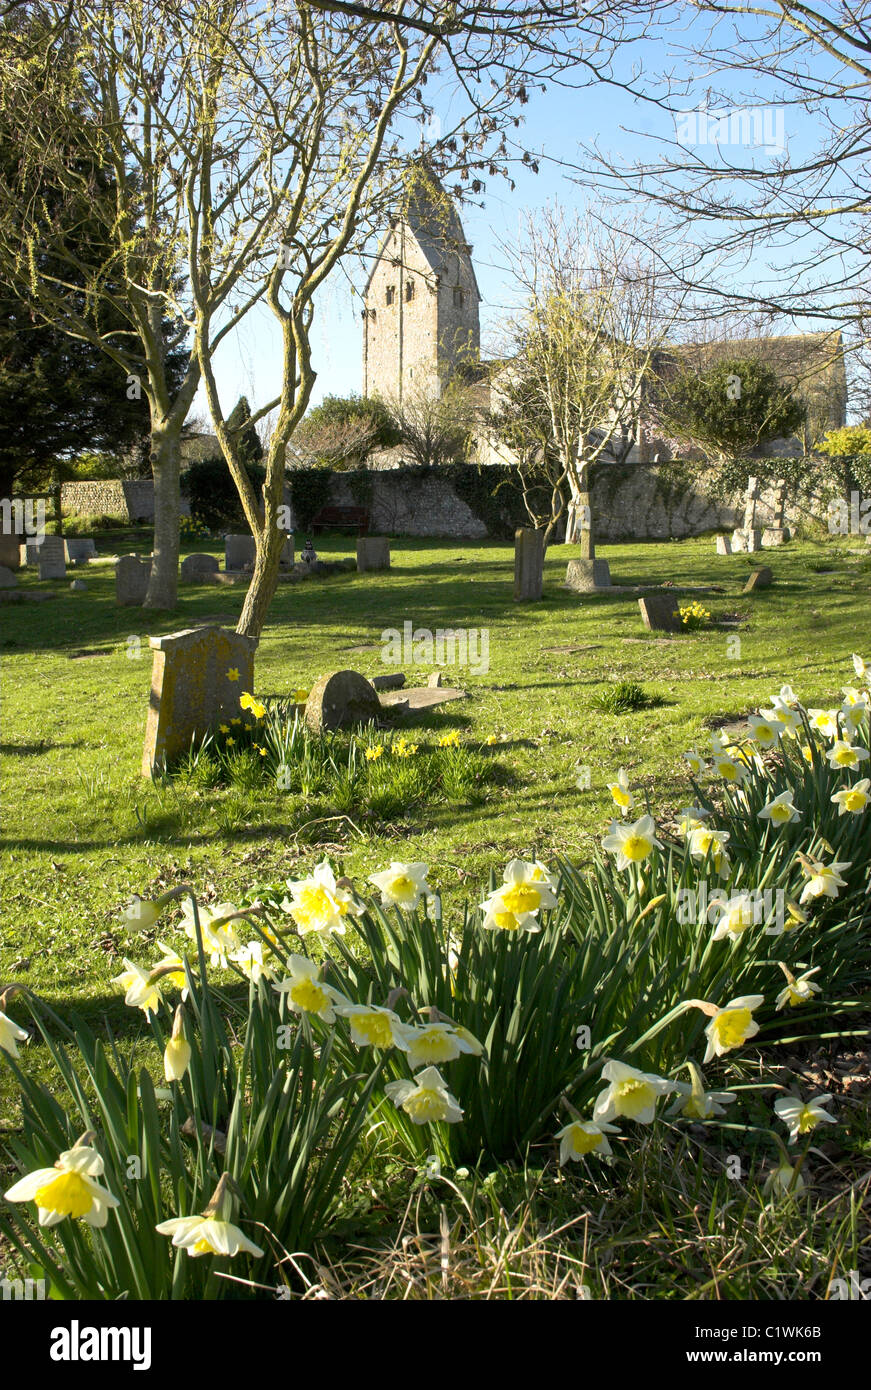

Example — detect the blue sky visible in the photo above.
[193,19,854,427]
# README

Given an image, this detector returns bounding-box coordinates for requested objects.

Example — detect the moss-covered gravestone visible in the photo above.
[142,626,257,776]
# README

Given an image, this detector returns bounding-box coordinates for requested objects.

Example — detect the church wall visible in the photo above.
[363,226,441,401]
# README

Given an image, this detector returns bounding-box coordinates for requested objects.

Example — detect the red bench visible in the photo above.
[310,506,370,535]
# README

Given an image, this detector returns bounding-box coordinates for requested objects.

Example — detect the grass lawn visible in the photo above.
[2,528,870,1299]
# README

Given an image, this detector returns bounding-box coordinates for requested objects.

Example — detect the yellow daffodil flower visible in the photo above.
[5,1138,120,1228]
[831,778,870,816]
[607,767,635,817]
[227,668,240,682]
[556,1118,619,1164]
[826,740,869,771]
[336,1002,409,1050]
[438,730,461,748]
[384,1066,463,1124]
[593,1059,676,1125]
[774,1093,836,1142]
[282,859,363,936]
[401,1021,481,1070]
[758,789,800,826]
[274,955,347,1022]
[365,745,383,761]
[602,815,662,870]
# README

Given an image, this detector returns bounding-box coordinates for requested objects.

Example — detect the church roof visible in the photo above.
[363,164,481,302]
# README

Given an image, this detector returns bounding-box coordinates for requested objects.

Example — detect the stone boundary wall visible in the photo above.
[61,480,190,520]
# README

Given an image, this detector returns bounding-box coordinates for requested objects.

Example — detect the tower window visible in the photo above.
[385,285,395,306]
[405,279,415,302]
[453,287,464,307]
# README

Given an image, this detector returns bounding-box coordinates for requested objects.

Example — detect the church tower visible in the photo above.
[362,165,481,405]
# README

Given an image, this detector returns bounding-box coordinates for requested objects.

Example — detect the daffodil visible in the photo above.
[682,748,707,776]
[368,861,431,912]
[770,700,802,738]
[556,1118,619,1164]
[826,740,869,771]
[5,1138,120,1228]
[667,1062,735,1120]
[764,899,808,936]
[593,1059,676,1125]
[401,1021,481,1070]
[776,684,800,706]
[709,891,760,941]
[758,789,800,826]
[156,1175,263,1259]
[227,667,240,682]
[701,995,764,1062]
[479,858,558,930]
[164,1006,192,1082]
[151,941,191,998]
[274,954,347,1023]
[775,966,822,1010]
[748,713,781,748]
[688,825,731,877]
[601,815,662,871]
[798,856,851,904]
[842,697,869,735]
[763,1162,805,1199]
[831,778,870,816]
[336,1002,409,1050]
[384,1066,463,1124]
[294,688,310,703]
[231,940,277,985]
[0,1008,28,1058]
[365,745,383,761]
[607,768,635,817]
[774,1093,836,1143]
[711,752,748,783]
[282,859,362,936]
[438,730,461,748]
[807,708,840,739]
[239,691,266,719]
[112,959,164,1018]
[180,900,243,968]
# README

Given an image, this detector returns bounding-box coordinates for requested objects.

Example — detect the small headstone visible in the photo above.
[115,554,151,606]
[304,670,382,732]
[513,528,544,602]
[743,475,760,532]
[356,537,390,572]
[37,535,66,579]
[23,541,43,566]
[0,565,18,587]
[761,527,788,547]
[70,578,88,592]
[731,529,747,552]
[371,673,406,691]
[743,567,773,593]
[0,533,21,570]
[638,594,680,632]
[64,538,98,562]
[428,671,446,688]
[142,626,257,776]
[715,535,732,555]
[180,553,220,583]
[564,558,612,592]
[224,534,255,571]
[745,528,762,553]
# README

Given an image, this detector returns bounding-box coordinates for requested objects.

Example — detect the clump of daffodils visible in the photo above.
[679,601,711,630]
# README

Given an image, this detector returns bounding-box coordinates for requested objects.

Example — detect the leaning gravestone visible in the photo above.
[304,670,382,732]
[180,553,220,583]
[564,557,612,592]
[638,594,680,632]
[715,535,732,555]
[0,533,20,570]
[64,538,98,562]
[356,537,390,572]
[142,626,257,776]
[743,567,773,593]
[37,535,66,579]
[115,554,151,606]
[514,528,544,602]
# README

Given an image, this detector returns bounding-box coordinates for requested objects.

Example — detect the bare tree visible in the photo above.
[495,205,692,551]
[385,372,479,468]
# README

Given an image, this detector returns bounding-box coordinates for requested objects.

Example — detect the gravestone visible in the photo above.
[745,528,762,553]
[715,535,732,555]
[0,533,20,570]
[142,626,257,776]
[225,534,255,571]
[0,566,18,587]
[37,535,66,579]
[743,567,773,593]
[180,553,220,583]
[22,541,43,566]
[638,594,680,632]
[356,537,390,572]
[64,538,98,562]
[730,530,747,552]
[115,554,151,606]
[564,557,612,592]
[743,476,760,532]
[304,670,382,732]
[514,528,545,602]
[761,526,789,547]
[371,673,405,691]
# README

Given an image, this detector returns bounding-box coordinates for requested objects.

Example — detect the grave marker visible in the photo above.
[638,594,680,632]
[115,555,152,606]
[356,537,390,572]
[743,567,773,593]
[180,553,220,583]
[715,535,732,555]
[304,670,382,732]
[142,626,257,776]
[513,528,544,601]
[564,557,612,592]
[37,535,66,579]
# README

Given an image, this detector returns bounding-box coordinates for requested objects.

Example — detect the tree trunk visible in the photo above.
[144,421,183,610]
[564,473,594,555]
[235,445,288,639]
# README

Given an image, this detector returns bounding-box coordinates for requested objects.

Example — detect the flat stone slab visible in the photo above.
[379,686,466,711]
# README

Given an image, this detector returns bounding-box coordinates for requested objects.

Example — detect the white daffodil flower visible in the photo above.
[702,995,764,1062]
[851,653,868,680]
[368,861,431,912]
[112,959,164,1019]
[281,859,363,936]
[709,891,760,941]
[401,1021,482,1070]
[826,740,869,772]
[607,768,635,817]
[479,858,559,931]
[156,1214,264,1259]
[151,941,191,999]
[384,1066,463,1124]
[748,713,781,748]
[592,1059,676,1125]
[273,955,347,1023]
[807,708,840,739]
[831,778,870,816]
[799,857,851,904]
[5,1143,120,1228]
[688,825,731,878]
[601,815,662,871]
[775,967,822,1010]
[0,1008,28,1059]
[710,753,748,784]
[164,1006,192,1082]
[770,701,802,738]
[682,748,708,776]
[763,1162,805,1199]
[555,1118,619,1164]
[121,894,164,931]
[758,789,800,826]
[180,901,243,967]
[774,1093,836,1143]
[231,940,277,985]
[335,1002,410,1050]
[677,805,711,835]
[667,1062,735,1120]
